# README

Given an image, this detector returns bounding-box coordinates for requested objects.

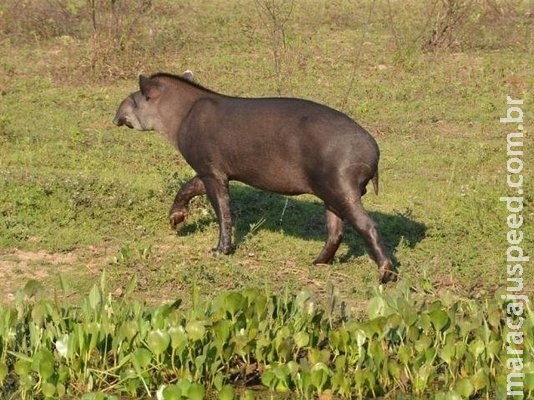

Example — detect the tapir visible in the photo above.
[113,72,395,283]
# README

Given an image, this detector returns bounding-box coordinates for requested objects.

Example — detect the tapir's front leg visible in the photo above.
[201,175,235,255]
[169,175,206,230]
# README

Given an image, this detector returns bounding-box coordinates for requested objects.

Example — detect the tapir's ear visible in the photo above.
[139,75,161,100]
[182,70,194,81]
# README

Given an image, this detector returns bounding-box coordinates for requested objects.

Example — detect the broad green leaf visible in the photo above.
[354,328,367,347]
[445,391,463,400]
[387,359,401,379]
[232,330,252,356]
[369,340,385,365]
[57,364,69,384]
[213,319,231,342]
[175,379,192,395]
[218,384,234,400]
[487,307,501,329]
[261,368,275,387]
[367,295,387,319]
[294,331,309,348]
[33,348,55,380]
[414,363,433,393]
[486,339,502,358]
[224,292,245,317]
[147,329,170,356]
[471,368,489,391]
[162,384,181,400]
[252,294,268,320]
[56,383,66,397]
[240,390,256,400]
[30,302,48,326]
[361,317,386,339]
[188,383,205,400]
[124,374,141,395]
[429,308,450,332]
[353,369,367,389]
[455,342,466,360]
[334,355,346,372]
[169,325,187,350]
[186,320,206,342]
[194,354,206,374]
[469,338,485,358]
[299,367,312,394]
[419,312,432,331]
[119,320,139,342]
[19,373,33,390]
[273,363,290,382]
[287,360,299,377]
[398,301,418,326]
[331,370,350,396]
[42,381,56,398]
[414,335,432,353]
[310,362,330,391]
[397,344,411,365]
[308,348,330,364]
[133,348,152,369]
[89,284,102,311]
[385,313,402,333]
[14,359,32,376]
[275,379,290,393]
[407,325,421,342]
[455,378,474,397]
[440,343,455,364]
[86,321,103,351]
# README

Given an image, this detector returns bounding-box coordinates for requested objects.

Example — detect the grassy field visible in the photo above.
[1,0,533,324]
[1,0,533,398]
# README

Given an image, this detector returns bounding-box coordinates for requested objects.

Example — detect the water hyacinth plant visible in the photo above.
[0,273,532,399]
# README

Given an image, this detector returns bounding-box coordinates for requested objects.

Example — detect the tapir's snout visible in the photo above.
[113,115,124,126]
[113,115,133,128]
[113,94,134,128]
[113,94,147,130]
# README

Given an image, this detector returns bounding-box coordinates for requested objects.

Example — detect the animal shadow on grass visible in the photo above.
[177,184,427,272]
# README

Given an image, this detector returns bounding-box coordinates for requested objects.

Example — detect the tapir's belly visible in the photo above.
[228,164,313,196]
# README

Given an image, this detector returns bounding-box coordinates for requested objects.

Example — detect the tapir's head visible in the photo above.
[113,70,194,131]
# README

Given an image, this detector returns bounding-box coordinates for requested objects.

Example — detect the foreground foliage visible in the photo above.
[0,274,532,399]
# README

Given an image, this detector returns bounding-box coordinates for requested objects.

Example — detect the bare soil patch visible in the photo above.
[0,246,116,303]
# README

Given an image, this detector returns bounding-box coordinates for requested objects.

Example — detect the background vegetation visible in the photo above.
[0,0,533,398]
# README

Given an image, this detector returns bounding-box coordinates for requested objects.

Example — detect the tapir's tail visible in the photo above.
[372,170,379,195]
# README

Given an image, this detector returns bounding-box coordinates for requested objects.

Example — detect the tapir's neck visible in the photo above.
[156,82,217,146]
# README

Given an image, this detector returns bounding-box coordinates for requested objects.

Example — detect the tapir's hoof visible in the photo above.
[379,261,396,284]
[211,244,236,256]
[169,210,187,230]
[312,256,333,266]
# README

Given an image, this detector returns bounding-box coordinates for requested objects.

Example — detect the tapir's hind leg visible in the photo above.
[343,199,395,283]
[313,207,343,265]
[169,175,206,230]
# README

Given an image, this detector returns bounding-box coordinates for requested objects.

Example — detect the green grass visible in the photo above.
[0,0,532,323]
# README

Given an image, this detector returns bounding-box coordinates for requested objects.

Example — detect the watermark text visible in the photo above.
[500,95,528,397]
